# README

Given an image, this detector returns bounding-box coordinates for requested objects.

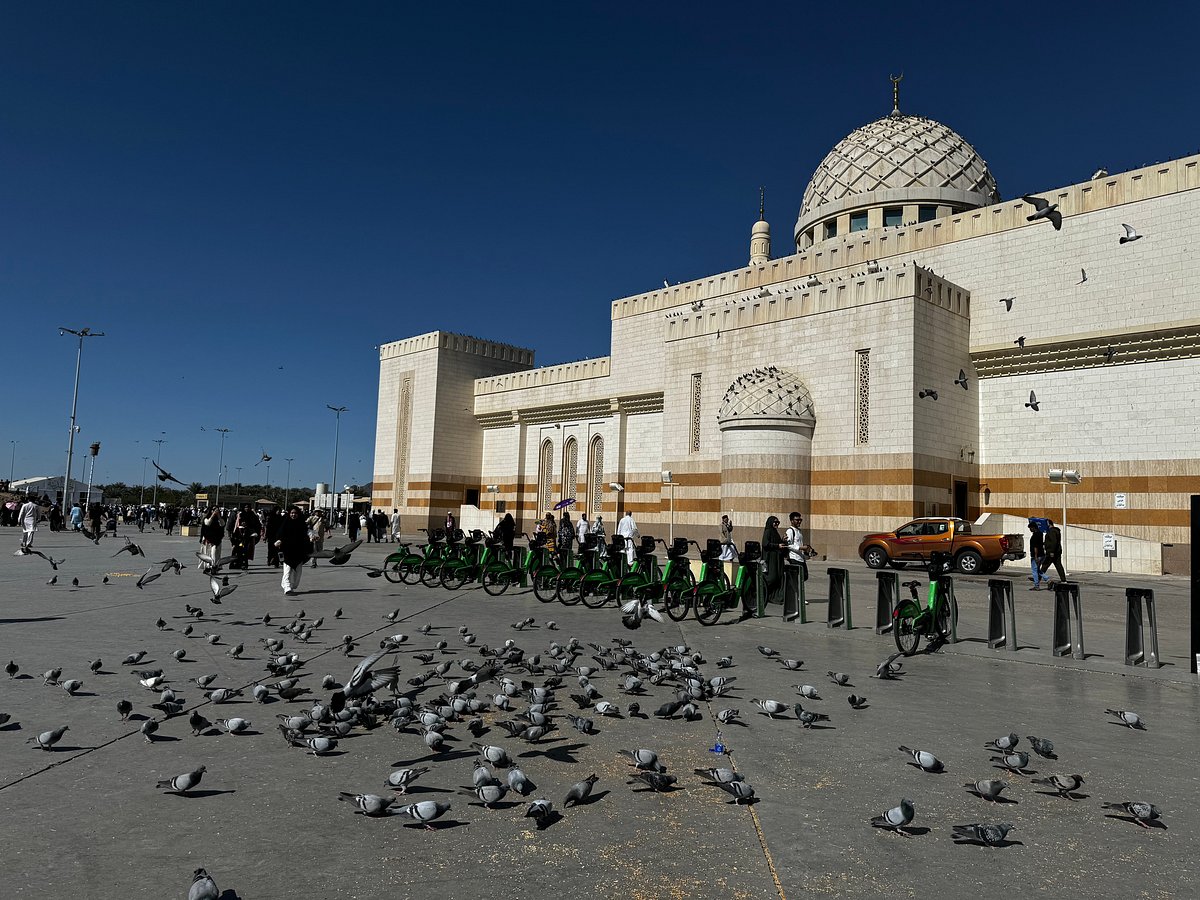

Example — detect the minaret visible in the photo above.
[749,186,771,266]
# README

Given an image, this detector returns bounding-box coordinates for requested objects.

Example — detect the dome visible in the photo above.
[718,367,814,425]
[795,113,999,246]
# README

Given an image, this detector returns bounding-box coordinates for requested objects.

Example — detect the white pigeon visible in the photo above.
[1119,223,1142,244]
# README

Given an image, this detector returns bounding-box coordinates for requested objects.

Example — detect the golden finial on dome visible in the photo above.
[889,72,903,115]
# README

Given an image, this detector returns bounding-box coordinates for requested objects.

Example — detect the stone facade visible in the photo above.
[373,112,1200,575]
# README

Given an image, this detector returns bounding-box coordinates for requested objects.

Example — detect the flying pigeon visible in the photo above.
[1032,773,1085,799]
[918,389,938,400]
[256,450,272,465]
[998,297,1014,311]
[1077,268,1087,285]
[1025,391,1040,412]
[209,577,237,603]
[152,461,187,487]
[870,798,915,836]
[136,568,161,589]
[1015,336,1026,348]
[1022,194,1062,230]
[1101,800,1161,828]
[1104,345,1117,363]
[1119,223,1142,244]
[874,652,904,680]
[955,370,969,390]
[113,539,144,558]
[952,823,1014,845]
[157,766,207,794]
[331,648,400,712]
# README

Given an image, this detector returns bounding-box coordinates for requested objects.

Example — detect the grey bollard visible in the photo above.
[1051,582,1085,660]
[1124,588,1161,669]
[756,559,768,618]
[935,576,960,644]
[987,578,1018,651]
[783,564,806,623]
[827,568,851,628]
[875,571,898,634]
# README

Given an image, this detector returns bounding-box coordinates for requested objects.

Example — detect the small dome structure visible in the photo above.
[718,367,814,425]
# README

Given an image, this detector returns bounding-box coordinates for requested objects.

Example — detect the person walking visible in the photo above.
[364,510,376,543]
[785,511,814,582]
[718,514,737,562]
[759,515,785,612]
[616,510,638,566]
[591,515,608,560]
[1027,520,1047,590]
[17,496,40,551]
[264,506,283,568]
[576,513,590,547]
[347,509,360,542]
[494,512,516,562]
[70,502,83,532]
[276,505,313,596]
[556,511,574,566]
[1039,518,1067,584]
[390,508,402,542]
[200,507,224,569]
[307,512,326,568]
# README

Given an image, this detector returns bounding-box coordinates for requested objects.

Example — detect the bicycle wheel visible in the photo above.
[383,560,405,584]
[694,588,725,626]
[440,566,469,591]
[893,611,922,656]
[531,566,559,603]
[400,560,422,585]
[934,598,953,640]
[418,563,441,587]
[579,578,612,609]
[663,581,692,621]
[556,572,581,605]
[481,568,511,596]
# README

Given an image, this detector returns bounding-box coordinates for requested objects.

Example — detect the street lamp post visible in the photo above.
[662,470,675,543]
[85,442,101,507]
[151,436,167,509]
[8,440,17,483]
[235,467,242,500]
[327,405,347,529]
[1048,468,1082,574]
[59,327,105,507]
[213,428,231,508]
[139,456,150,506]
[284,458,294,508]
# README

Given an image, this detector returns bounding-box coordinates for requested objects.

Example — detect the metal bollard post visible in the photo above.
[756,560,768,618]
[1051,582,1085,660]
[875,571,898,634]
[827,568,851,628]
[783,564,805,623]
[1124,588,1161,669]
[987,578,1018,651]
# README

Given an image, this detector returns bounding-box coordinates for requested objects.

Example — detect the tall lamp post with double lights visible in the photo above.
[151,436,167,508]
[1048,468,1082,572]
[327,405,347,529]
[139,456,150,507]
[213,428,231,508]
[283,458,295,508]
[8,440,17,483]
[60,327,105,507]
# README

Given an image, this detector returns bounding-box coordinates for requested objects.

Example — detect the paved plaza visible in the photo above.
[1,528,1197,899]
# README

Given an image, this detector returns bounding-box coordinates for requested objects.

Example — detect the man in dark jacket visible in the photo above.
[1038,518,1067,584]
[1028,520,1046,590]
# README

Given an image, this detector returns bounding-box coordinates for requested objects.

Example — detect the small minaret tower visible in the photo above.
[749,186,771,266]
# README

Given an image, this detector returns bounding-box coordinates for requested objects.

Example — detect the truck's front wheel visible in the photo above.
[863,546,889,569]
[955,549,983,574]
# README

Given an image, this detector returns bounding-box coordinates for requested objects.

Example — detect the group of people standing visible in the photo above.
[1027,518,1066,589]
[195,503,329,596]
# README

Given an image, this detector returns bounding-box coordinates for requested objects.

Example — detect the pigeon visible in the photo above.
[1077,268,1087,285]
[5,661,17,678]
[694,767,743,784]
[172,650,187,661]
[206,688,242,704]
[847,695,868,710]
[507,767,536,796]
[189,711,212,735]
[870,798,915,836]
[955,370,969,390]
[28,725,69,750]
[794,704,829,728]
[398,799,451,829]
[778,658,804,671]
[874,652,904,679]
[1026,736,1057,759]
[711,780,756,804]
[1032,774,1085,799]
[158,557,182,574]
[525,798,555,828]
[464,782,509,808]
[1102,800,1161,828]
[752,699,789,718]
[1104,345,1117,363]
[1119,223,1142,244]
[226,644,244,659]
[116,699,133,720]
[898,746,943,773]
[338,792,396,816]
[386,767,430,793]
[88,659,102,674]
[121,651,147,666]
[153,698,184,717]
[985,733,1019,753]
[918,389,938,400]
[564,774,600,807]
[619,748,662,771]
[756,646,779,658]
[136,568,161,589]
[42,668,62,685]
[952,823,1014,845]
[630,771,677,792]
[331,648,401,712]
[998,297,1014,311]
[140,719,159,742]
[189,868,219,900]
[193,674,219,689]
[47,576,57,585]
[965,779,1009,802]
[1015,336,1026,348]
[1022,194,1062,230]
[1024,391,1040,412]
[112,539,144,558]
[716,656,733,668]
[72,578,79,586]
[157,766,207,793]
[795,685,821,700]
[216,717,251,734]
[990,751,1032,775]
[716,708,740,725]
[152,460,187,487]
[290,735,338,755]
[209,577,237,602]
[472,743,511,767]
[1106,708,1145,729]
[26,548,65,569]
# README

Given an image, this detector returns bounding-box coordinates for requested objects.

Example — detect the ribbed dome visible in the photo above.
[718,367,814,424]
[799,114,999,222]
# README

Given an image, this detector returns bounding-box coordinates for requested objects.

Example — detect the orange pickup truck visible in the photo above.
[858,517,1025,575]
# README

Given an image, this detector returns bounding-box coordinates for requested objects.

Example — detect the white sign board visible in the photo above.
[1102,533,1117,552]
[1114,493,1127,509]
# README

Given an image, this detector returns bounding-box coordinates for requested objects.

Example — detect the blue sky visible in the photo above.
[2,2,1197,491]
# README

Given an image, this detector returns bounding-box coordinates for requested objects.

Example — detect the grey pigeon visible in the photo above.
[619,748,662,771]
[525,798,555,828]
[472,743,511,767]
[985,733,1019,753]
[756,646,779,658]
[1026,736,1057,759]
[291,735,338,755]
[1022,194,1062,230]
[630,771,677,792]
[1119,223,1142,244]
[752,699,788,718]
[332,648,401,712]
[507,767,536,796]
[794,685,821,700]
[464,782,508,808]
[694,767,743,784]
[42,667,62,685]
[386,767,430,793]
[990,751,1032,775]
[1101,800,1161,828]
[955,369,969,390]
[794,704,829,728]
[716,708,740,725]
[898,746,943,773]
[1032,773,1085,799]
[1025,390,1040,412]
[216,717,250,734]
[157,766,207,793]
[399,799,451,829]
[338,792,395,816]
[189,711,212,735]
[88,659,102,674]
[716,656,733,668]
[116,699,133,720]
[870,798,915,836]
[564,774,599,807]
[140,719,159,742]
[1106,708,1145,729]
[189,868,219,900]
[828,671,850,686]
[778,658,804,670]
[711,780,756,804]
[874,652,904,679]
[952,823,1014,845]
[965,779,1008,802]
[998,297,1014,311]
[135,568,161,589]
[28,725,69,750]
[61,679,83,695]
[847,695,868,710]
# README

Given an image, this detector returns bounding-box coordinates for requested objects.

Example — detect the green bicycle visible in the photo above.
[892,552,956,655]
[694,540,760,625]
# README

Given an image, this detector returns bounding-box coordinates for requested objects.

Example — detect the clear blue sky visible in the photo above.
[3,2,1197,491]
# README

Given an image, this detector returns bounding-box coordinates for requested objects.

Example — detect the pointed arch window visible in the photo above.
[538,439,554,515]
[562,437,579,504]
[587,436,604,517]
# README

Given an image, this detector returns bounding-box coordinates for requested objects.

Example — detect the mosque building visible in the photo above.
[372,85,1200,575]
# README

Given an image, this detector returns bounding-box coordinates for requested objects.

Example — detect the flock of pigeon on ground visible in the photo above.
[4,528,1166,899]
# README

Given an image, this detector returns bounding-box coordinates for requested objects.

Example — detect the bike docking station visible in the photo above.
[826,568,851,628]
[987,578,1019,651]
[1051,581,1086,660]
[1124,587,1162,669]
[875,571,898,634]
[934,575,960,644]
